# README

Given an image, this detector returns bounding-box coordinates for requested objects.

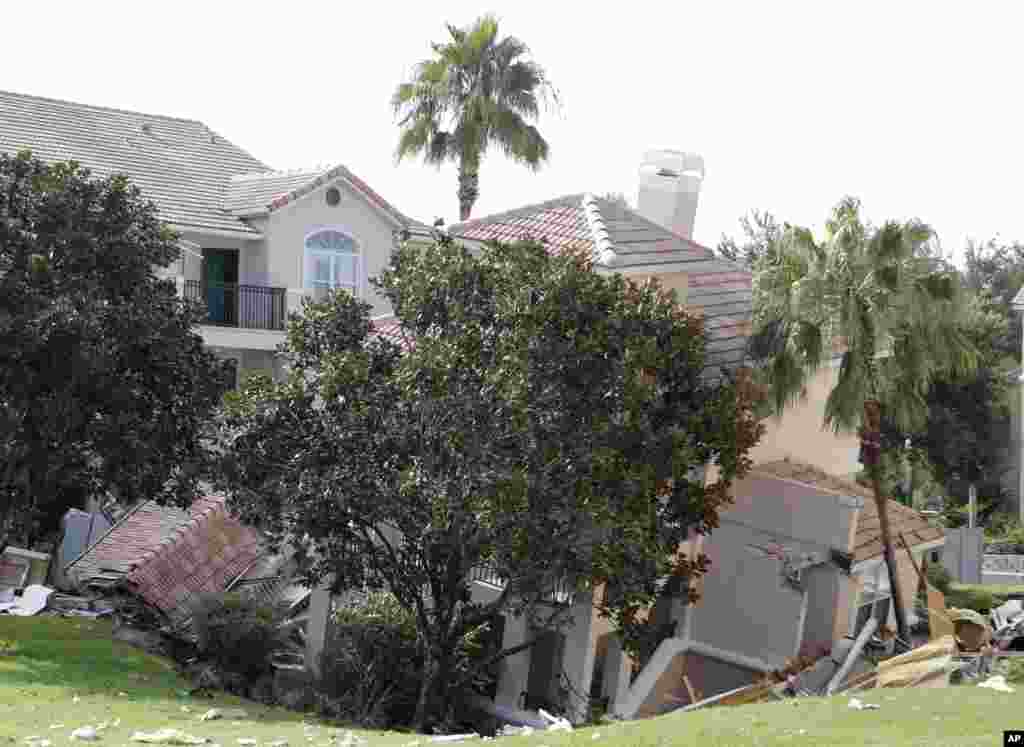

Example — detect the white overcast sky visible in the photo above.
[4,2,1021,264]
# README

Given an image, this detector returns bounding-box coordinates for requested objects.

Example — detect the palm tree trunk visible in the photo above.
[863,400,910,646]
[457,154,481,221]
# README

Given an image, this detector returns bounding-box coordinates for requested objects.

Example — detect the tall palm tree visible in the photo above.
[391,14,557,221]
[749,197,976,645]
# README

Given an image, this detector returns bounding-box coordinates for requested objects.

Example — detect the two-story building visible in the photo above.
[0,89,429,386]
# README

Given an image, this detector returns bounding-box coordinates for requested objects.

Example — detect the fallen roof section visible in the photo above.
[749,458,944,563]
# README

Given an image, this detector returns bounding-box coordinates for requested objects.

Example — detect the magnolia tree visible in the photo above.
[0,152,233,549]
[216,233,762,731]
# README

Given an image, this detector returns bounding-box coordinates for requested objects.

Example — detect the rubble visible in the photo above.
[978,674,1016,693]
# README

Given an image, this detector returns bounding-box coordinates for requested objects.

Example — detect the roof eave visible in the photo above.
[167,223,264,241]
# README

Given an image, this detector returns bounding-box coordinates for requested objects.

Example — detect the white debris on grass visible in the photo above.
[199,709,222,722]
[847,698,880,711]
[24,738,52,747]
[73,696,82,703]
[269,740,289,747]
[181,706,192,713]
[71,726,100,741]
[429,735,478,743]
[48,724,64,729]
[979,674,1016,693]
[237,741,257,746]
[223,708,249,719]
[130,729,211,745]
[538,709,572,732]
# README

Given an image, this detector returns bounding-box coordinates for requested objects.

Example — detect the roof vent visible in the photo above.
[141,123,153,134]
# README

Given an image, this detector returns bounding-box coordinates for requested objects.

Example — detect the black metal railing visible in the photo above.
[184,279,287,331]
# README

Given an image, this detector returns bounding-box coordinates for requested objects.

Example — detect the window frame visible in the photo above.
[851,562,894,635]
[303,227,362,298]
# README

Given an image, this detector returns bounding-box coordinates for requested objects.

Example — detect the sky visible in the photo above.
[4,2,1022,266]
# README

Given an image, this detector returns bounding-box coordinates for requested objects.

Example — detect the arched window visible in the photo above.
[303,228,360,297]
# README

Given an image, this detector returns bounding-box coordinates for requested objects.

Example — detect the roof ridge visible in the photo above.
[580,193,617,265]
[230,166,324,182]
[451,193,589,232]
[0,89,204,125]
[62,499,150,574]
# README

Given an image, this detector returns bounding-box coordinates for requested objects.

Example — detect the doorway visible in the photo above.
[204,249,239,325]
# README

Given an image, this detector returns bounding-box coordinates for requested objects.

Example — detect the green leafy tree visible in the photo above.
[963,238,1024,360]
[717,209,782,268]
[216,233,762,731]
[392,14,557,221]
[749,197,976,644]
[880,289,1015,518]
[0,151,233,549]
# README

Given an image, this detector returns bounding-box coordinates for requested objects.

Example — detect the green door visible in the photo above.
[206,252,226,322]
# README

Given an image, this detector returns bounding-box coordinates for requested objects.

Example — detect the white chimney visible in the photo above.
[636,150,705,240]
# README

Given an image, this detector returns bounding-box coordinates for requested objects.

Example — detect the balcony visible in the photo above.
[184,279,287,332]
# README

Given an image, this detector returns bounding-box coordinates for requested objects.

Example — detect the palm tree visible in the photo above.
[391,14,557,221]
[749,197,976,646]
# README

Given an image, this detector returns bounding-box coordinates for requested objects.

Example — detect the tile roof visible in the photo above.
[0,90,269,235]
[450,194,753,378]
[0,90,427,237]
[749,459,944,563]
[369,315,412,352]
[65,497,224,581]
[224,163,429,230]
[124,498,263,624]
[64,496,265,622]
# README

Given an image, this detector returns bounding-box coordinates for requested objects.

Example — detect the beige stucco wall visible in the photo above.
[746,363,861,478]
[261,179,399,317]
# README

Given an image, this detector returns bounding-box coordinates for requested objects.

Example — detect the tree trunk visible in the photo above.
[863,400,910,647]
[413,644,454,734]
[413,655,438,734]
[457,154,480,221]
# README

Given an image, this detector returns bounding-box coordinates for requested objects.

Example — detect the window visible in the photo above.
[852,563,892,635]
[304,229,360,297]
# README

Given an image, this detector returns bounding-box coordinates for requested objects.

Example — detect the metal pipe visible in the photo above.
[826,617,879,695]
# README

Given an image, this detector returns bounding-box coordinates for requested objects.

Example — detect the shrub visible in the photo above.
[926,563,953,595]
[946,585,996,615]
[318,591,422,729]
[319,591,500,730]
[190,592,291,682]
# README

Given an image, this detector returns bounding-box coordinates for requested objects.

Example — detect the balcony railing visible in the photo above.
[184,280,287,331]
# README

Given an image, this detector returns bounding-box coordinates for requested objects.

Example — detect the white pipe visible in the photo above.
[826,617,878,695]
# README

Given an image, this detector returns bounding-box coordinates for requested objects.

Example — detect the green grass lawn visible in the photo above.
[4,616,1024,746]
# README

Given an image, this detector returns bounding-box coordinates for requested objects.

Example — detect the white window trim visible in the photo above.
[303,227,362,298]
[850,562,893,635]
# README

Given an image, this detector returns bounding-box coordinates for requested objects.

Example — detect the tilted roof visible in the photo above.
[449,194,753,377]
[0,90,426,236]
[750,459,944,563]
[0,90,269,234]
[64,497,264,622]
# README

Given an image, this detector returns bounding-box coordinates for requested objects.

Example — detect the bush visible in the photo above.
[190,592,291,682]
[926,563,953,595]
[319,591,500,731]
[946,585,996,615]
[318,591,423,729]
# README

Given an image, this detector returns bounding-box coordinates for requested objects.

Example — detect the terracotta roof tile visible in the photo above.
[65,497,224,581]
[449,194,753,380]
[65,496,265,622]
[125,501,263,623]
